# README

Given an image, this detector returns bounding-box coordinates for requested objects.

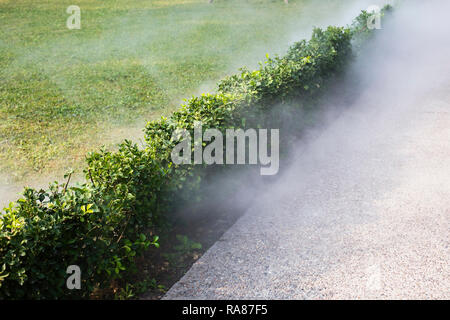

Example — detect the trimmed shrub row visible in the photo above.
[0,6,392,299]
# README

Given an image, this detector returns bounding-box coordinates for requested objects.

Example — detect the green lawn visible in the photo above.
[0,0,359,184]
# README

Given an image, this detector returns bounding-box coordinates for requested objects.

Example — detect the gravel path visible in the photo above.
[164,87,450,299]
[164,2,450,300]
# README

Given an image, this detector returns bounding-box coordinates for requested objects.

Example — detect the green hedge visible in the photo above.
[0,6,392,299]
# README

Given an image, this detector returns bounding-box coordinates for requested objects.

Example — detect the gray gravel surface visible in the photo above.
[164,87,450,299]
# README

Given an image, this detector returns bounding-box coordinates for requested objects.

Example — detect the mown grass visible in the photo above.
[0,0,353,184]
